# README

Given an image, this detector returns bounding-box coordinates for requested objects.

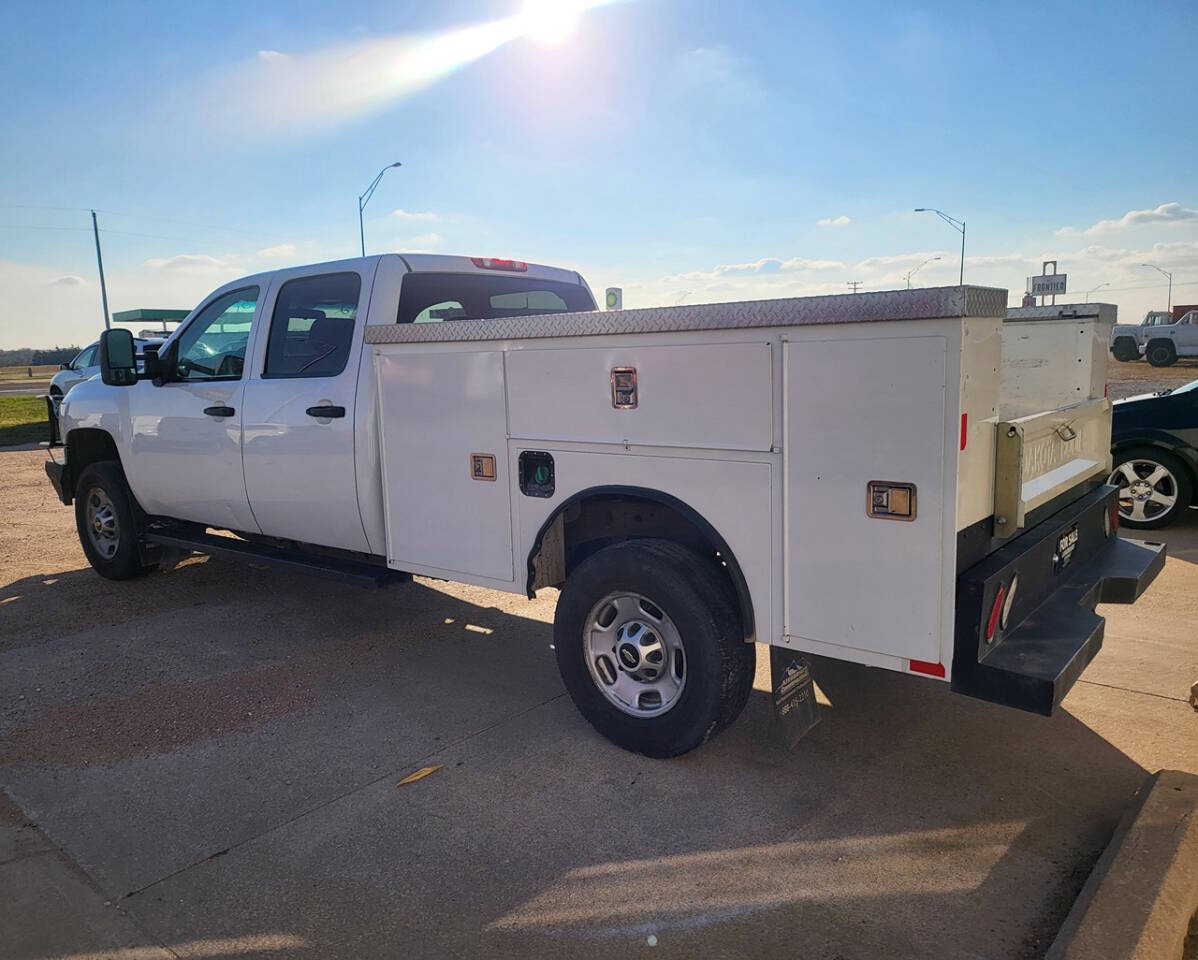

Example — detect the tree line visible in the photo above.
[0,346,83,366]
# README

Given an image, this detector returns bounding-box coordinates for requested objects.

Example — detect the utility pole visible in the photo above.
[91,210,111,330]
[846,281,863,294]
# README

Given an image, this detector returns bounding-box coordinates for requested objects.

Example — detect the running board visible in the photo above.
[143,526,404,588]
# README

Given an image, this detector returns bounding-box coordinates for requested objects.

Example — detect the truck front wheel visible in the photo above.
[1111,337,1139,362]
[553,538,754,758]
[74,462,156,580]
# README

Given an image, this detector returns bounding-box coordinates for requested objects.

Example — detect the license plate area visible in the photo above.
[1054,523,1080,574]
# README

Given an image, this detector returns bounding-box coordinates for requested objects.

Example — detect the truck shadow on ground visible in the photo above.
[0,553,1158,960]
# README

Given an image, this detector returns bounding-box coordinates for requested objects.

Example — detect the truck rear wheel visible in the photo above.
[1111,338,1139,362]
[553,538,754,758]
[1146,340,1177,367]
[74,462,156,580]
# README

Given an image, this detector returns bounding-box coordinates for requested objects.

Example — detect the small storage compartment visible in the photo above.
[506,341,773,451]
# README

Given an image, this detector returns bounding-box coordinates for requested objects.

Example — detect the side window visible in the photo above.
[264,272,361,378]
[490,290,569,314]
[174,287,259,381]
[75,345,98,368]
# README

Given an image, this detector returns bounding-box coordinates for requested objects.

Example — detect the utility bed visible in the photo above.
[365,285,1163,712]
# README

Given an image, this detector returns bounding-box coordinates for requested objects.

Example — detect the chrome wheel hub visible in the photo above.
[1109,460,1177,523]
[583,593,686,718]
[85,487,120,559]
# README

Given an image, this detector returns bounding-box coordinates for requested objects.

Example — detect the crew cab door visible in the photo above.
[240,264,372,553]
[124,285,264,532]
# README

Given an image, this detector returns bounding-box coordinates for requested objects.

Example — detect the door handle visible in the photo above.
[203,405,235,418]
[306,405,346,419]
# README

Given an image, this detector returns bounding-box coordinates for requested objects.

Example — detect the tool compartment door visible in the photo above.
[375,347,514,582]
[785,336,947,661]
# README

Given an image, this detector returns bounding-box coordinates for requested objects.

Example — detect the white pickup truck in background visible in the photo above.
[46,254,1164,756]
[1110,308,1198,365]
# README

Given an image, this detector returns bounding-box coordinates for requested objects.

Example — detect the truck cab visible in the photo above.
[50,254,595,554]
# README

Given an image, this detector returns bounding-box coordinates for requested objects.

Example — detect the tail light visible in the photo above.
[471,257,528,272]
[985,583,1007,643]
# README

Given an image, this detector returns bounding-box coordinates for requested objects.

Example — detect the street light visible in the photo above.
[905,255,942,289]
[1084,281,1109,303]
[1140,263,1173,312]
[359,161,402,257]
[914,208,965,285]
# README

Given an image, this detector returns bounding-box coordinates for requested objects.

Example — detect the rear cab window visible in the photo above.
[397,273,594,325]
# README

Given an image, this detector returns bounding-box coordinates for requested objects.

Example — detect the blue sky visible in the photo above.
[1,0,1196,349]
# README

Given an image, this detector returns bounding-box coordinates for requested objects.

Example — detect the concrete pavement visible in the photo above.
[0,446,1195,960]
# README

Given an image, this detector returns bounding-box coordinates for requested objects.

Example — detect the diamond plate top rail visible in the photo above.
[364,285,1008,345]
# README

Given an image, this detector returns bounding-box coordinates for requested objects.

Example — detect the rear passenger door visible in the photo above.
[240,265,372,553]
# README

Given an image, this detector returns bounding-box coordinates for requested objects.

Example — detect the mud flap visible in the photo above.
[771,646,820,749]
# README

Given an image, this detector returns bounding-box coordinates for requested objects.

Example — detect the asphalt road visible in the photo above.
[0,446,1195,960]
[0,379,51,396]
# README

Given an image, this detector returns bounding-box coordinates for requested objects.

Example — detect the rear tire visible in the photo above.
[1108,447,1193,529]
[1111,338,1139,363]
[1146,340,1177,367]
[74,461,156,580]
[553,538,754,758]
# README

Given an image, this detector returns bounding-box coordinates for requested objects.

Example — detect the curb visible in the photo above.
[1046,769,1198,960]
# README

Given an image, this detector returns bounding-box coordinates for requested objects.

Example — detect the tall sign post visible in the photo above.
[1028,261,1067,307]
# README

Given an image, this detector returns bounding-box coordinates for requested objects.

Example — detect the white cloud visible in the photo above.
[393,209,437,222]
[49,275,86,286]
[143,253,236,272]
[1058,202,1198,237]
[817,215,852,227]
[403,232,442,248]
[256,243,296,258]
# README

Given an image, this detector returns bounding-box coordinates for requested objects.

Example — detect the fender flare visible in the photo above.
[525,484,756,641]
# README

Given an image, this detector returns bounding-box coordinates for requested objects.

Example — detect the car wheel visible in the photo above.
[554,538,755,758]
[74,462,157,579]
[1108,448,1193,529]
[1146,340,1177,367]
[1111,338,1140,363]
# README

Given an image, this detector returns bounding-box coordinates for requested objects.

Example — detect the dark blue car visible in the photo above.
[1110,379,1198,528]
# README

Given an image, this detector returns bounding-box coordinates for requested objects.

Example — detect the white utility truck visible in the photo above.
[46,254,1164,757]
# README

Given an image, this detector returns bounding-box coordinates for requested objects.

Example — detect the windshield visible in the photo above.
[397,272,595,325]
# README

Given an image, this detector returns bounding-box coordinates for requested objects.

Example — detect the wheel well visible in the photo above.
[65,428,120,500]
[527,487,756,642]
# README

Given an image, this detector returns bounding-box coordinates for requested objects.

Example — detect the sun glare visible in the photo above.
[519,0,589,47]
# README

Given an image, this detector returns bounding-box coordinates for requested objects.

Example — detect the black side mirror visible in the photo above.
[141,345,163,381]
[59,361,71,371]
[99,329,138,387]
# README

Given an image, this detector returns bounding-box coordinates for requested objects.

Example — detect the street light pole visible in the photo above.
[1084,281,1109,303]
[1141,263,1173,312]
[358,161,402,257]
[914,208,965,285]
[905,255,942,289]
[91,209,111,330]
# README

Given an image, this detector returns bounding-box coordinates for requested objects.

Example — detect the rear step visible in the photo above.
[952,486,1164,715]
[143,525,406,588]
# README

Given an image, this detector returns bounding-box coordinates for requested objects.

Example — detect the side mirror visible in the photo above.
[59,361,71,371]
[99,329,138,387]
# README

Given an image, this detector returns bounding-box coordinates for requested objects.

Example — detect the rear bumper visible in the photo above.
[952,485,1165,715]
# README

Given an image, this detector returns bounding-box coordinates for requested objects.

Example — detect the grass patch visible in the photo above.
[0,395,49,446]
